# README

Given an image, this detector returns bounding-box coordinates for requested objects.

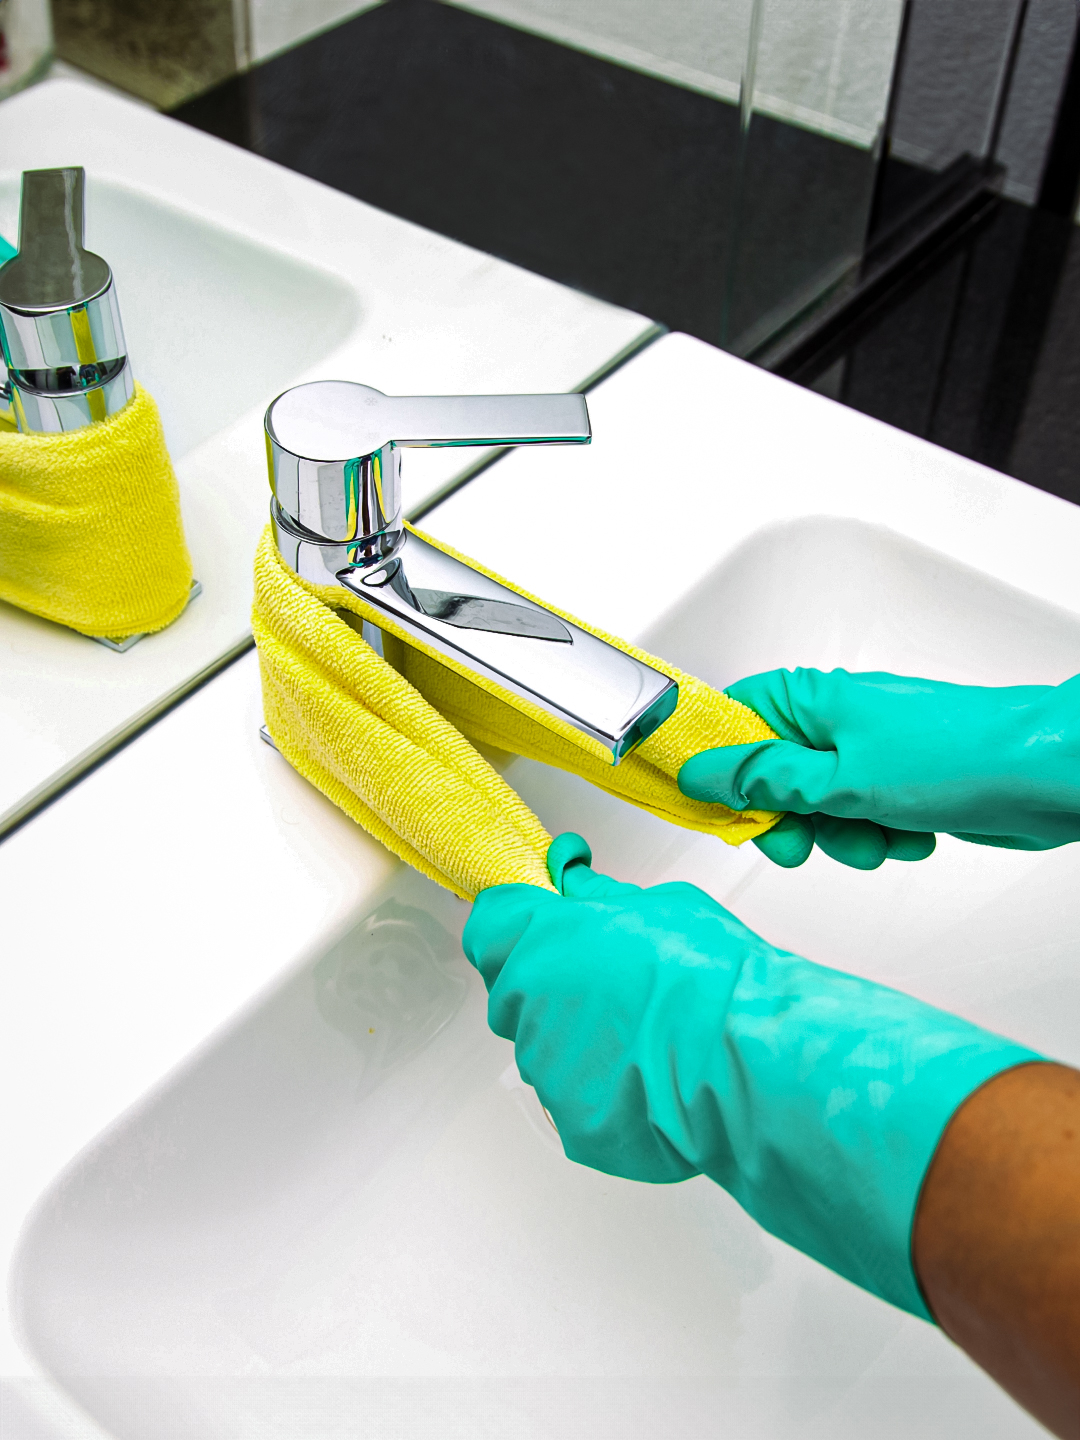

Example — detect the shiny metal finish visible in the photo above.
[410,588,573,642]
[7,361,134,433]
[265,380,590,544]
[0,167,134,433]
[343,529,677,760]
[267,380,677,763]
[271,498,404,581]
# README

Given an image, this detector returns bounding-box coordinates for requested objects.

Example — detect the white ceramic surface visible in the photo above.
[0,77,653,838]
[5,332,1079,1438]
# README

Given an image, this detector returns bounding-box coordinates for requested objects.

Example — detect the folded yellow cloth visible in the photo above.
[253,524,779,900]
[0,384,193,639]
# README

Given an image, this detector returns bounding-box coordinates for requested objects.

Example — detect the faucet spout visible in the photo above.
[266,380,677,763]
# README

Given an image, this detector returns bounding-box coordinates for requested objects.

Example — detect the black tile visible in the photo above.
[835,200,1080,504]
[1008,233,1080,502]
[840,246,972,439]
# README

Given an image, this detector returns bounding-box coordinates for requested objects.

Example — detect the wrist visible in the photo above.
[910,1063,1080,1434]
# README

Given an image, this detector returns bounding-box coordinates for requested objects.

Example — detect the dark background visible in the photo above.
[175,0,1080,506]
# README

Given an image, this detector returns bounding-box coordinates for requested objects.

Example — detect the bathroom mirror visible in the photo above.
[0,162,355,837]
[0,80,654,838]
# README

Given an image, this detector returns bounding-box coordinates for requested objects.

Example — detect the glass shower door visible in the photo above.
[720,0,907,353]
[443,0,907,354]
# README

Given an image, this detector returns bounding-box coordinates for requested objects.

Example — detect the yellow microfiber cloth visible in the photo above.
[0,383,193,639]
[253,524,779,900]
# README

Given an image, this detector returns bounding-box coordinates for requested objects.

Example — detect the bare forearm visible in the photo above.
[913,1062,1080,1438]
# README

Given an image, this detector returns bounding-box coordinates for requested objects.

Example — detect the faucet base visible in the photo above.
[91,578,202,653]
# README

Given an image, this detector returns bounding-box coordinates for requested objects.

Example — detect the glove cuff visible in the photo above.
[706,951,1043,1319]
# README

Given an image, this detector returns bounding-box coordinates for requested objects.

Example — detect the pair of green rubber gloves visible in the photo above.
[463,671,1080,1317]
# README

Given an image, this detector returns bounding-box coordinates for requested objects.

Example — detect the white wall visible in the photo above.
[248,0,383,63]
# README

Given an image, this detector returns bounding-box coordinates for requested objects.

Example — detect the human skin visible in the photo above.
[913,1062,1080,1438]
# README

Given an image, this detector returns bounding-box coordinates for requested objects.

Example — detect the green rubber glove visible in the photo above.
[678,668,1080,870]
[463,833,1039,1318]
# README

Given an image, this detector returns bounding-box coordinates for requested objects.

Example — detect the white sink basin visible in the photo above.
[4,333,1077,1438]
[0,77,653,838]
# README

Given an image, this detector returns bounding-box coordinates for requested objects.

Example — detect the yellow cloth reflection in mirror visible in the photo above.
[0,384,192,640]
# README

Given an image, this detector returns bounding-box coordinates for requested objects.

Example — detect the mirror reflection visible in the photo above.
[0,163,359,835]
[0,73,650,837]
[0,1,912,838]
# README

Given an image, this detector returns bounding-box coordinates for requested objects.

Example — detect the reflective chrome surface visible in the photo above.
[266,380,590,544]
[266,378,677,763]
[410,587,572,642]
[346,530,677,760]
[271,498,405,581]
[0,167,134,433]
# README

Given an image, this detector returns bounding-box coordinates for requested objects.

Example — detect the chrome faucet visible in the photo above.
[266,381,678,763]
[0,166,134,432]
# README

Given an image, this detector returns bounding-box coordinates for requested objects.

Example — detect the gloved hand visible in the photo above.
[463,832,1039,1318]
[677,668,1080,870]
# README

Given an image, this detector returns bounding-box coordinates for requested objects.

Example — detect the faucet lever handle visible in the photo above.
[266,381,591,548]
[0,167,112,312]
[383,392,590,449]
[0,167,134,432]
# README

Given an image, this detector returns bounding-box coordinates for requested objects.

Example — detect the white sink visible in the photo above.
[4,333,1077,1438]
[0,77,654,837]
